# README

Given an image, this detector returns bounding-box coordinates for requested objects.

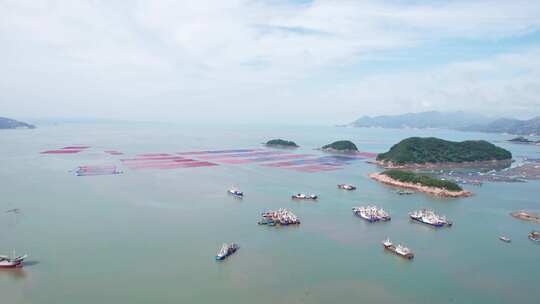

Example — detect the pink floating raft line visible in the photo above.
[137,153,172,157]
[176,149,260,155]
[263,159,323,168]
[121,156,189,162]
[41,149,82,154]
[197,150,285,160]
[210,154,313,164]
[75,165,122,176]
[124,159,195,169]
[128,161,217,170]
[288,164,343,173]
[246,154,313,162]
[351,151,377,158]
[63,146,90,150]
[210,158,254,164]
[105,150,123,155]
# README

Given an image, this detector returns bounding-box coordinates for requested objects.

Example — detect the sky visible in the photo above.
[1,0,540,124]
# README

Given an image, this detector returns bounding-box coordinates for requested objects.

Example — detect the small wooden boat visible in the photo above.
[0,253,27,269]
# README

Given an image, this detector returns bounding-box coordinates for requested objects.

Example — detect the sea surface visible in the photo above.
[1,123,539,304]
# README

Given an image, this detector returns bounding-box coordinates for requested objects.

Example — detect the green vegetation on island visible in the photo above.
[265,139,299,147]
[321,140,358,152]
[377,137,511,165]
[382,170,463,192]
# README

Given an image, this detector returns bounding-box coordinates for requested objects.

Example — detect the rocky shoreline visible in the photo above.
[368,172,473,198]
[369,158,512,170]
[510,211,540,224]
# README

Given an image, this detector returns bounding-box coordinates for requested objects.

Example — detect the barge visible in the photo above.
[382,238,414,260]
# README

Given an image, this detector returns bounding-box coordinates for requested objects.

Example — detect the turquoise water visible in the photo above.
[1,124,539,304]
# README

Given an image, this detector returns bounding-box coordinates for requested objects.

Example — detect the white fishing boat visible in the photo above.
[291,193,318,200]
[215,243,239,261]
[499,236,511,243]
[409,209,452,227]
[228,188,243,197]
[337,184,356,190]
[352,206,391,222]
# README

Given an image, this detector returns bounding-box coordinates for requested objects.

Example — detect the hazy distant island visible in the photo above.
[0,117,35,129]
[374,137,512,168]
[369,170,472,198]
[265,139,299,148]
[507,136,539,144]
[464,117,540,136]
[321,140,358,152]
[346,111,540,136]
[349,111,492,130]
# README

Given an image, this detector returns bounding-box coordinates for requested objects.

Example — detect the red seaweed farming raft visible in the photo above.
[121,153,218,170]
[41,146,90,154]
[75,165,122,176]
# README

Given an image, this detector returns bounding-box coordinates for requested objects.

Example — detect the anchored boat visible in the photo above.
[215,243,239,261]
[409,209,452,227]
[395,189,414,195]
[228,188,244,198]
[291,193,318,200]
[382,238,414,260]
[499,236,511,243]
[259,208,300,225]
[352,206,391,222]
[0,251,27,269]
[529,231,540,243]
[337,184,356,190]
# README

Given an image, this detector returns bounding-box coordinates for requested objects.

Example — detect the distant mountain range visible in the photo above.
[348,111,540,136]
[0,117,35,129]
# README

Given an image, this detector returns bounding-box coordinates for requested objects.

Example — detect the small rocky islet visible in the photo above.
[320,140,358,152]
[265,139,299,148]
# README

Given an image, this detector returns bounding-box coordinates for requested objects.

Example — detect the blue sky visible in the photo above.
[1,0,540,124]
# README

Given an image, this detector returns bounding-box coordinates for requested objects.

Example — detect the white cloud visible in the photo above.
[0,0,539,123]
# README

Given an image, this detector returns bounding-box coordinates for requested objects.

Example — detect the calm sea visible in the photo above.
[1,123,539,304]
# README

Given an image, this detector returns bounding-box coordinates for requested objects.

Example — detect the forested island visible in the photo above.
[321,140,358,152]
[375,137,511,168]
[369,170,472,197]
[265,139,299,148]
[0,117,35,129]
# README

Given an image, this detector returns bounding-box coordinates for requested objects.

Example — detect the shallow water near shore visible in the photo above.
[1,123,539,304]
